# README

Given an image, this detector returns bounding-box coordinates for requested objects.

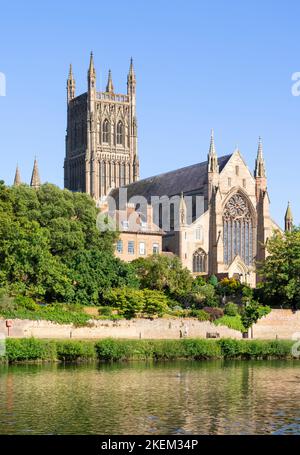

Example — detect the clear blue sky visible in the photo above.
[0,0,299,227]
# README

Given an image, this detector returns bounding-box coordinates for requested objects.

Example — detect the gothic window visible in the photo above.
[193,248,207,273]
[223,193,253,266]
[102,119,109,143]
[117,121,123,145]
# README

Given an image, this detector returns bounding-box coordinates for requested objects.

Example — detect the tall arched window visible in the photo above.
[117,121,123,145]
[102,119,109,143]
[193,248,207,273]
[223,193,253,266]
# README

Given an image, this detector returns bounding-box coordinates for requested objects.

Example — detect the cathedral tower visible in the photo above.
[64,54,139,200]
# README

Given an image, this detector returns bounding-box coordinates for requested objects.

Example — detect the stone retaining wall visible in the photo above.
[1,310,300,340]
[0,317,242,340]
[252,309,300,339]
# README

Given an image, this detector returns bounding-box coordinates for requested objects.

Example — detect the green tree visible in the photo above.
[143,289,169,317]
[259,229,300,309]
[241,300,271,331]
[132,254,193,298]
[0,182,134,304]
[103,288,145,319]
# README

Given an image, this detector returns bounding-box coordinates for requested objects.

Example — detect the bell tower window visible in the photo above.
[102,119,109,143]
[117,121,123,145]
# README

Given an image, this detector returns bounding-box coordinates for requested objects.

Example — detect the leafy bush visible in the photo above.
[132,254,193,298]
[0,289,17,311]
[103,288,145,319]
[188,309,211,321]
[2,338,296,363]
[14,295,39,311]
[224,302,239,316]
[0,303,91,326]
[95,338,154,361]
[143,289,169,317]
[5,338,56,362]
[203,307,224,321]
[56,340,96,361]
[214,315,245,332]
[208,274,218,287]
[98,306,115,317]
[218,277,242,296]
[218,339,294,359]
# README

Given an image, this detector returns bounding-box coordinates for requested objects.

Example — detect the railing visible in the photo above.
[97,92,129,102]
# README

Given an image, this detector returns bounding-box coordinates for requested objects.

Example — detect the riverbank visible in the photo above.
[0,338,297,363]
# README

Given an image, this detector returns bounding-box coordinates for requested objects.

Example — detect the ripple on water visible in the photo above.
[0,360,300,435]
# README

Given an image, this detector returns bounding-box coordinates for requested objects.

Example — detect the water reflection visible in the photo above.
[0,361,300,435]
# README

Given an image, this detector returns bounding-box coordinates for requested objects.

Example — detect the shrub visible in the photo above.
[181,339,222,359]
[224,302,238,316]
[188,309,210,321]
[0,303,91,327]
[103,288,145,319]
[95,339,154,361]
[14,295,39,311]
[0,290,17,311]
[218,339,246,358]
[143,289,169,317]
[56,340,95,361]
[208,274,218,287]
[203,307,224,321]
[5,338,56,362]
[218,277,242,296]
[98,306,115,317]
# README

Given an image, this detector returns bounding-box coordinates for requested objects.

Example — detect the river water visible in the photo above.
[0,360,300,435]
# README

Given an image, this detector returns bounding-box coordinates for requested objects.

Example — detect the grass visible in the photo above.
[0,338,296,363]
[214,315,245,332]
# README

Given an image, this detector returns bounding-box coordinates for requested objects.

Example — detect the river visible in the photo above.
[0,360,300,435]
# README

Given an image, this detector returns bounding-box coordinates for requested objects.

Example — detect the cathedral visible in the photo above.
[65,54,293,286]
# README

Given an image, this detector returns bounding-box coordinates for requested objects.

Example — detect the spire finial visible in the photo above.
[209,128,216,155]
[128,57,135,78]
[106,69,114,93]
[68,63,73,79]
[30,158,41,190]
[13,165,21,186]
[208,129,219,173]
[285,201,293,232]
[255,136,266,178]
[89,51,95,74]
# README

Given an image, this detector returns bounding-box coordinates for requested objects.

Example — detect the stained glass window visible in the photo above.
[223,193,253,266]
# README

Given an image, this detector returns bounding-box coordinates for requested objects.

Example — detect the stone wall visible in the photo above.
[0,317,242,340]
[1,310,300,340]
[252,309,300,340]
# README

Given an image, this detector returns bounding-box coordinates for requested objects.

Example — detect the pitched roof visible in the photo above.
[110,154,232,202]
